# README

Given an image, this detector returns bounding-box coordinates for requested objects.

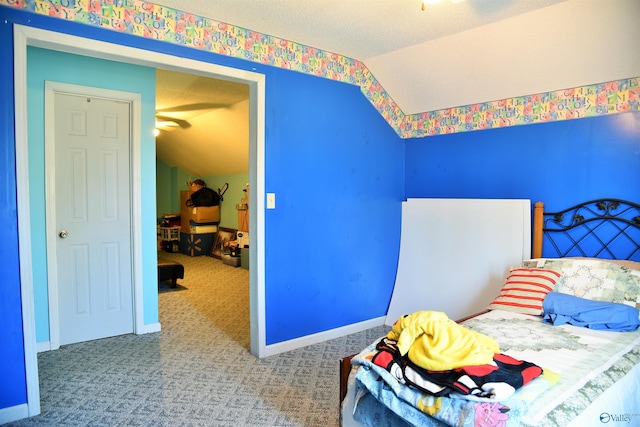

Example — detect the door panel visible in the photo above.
[53,92,134,346]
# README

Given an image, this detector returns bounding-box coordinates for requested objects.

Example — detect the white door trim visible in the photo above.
[44,81,140,350]
[14,24,266,418]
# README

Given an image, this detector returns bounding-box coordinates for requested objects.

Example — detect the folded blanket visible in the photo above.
[388,311,500,371]
[350,335,559,427]
[542,292,640,332]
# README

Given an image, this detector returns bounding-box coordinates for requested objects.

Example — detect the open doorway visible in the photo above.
[14,25,266,417]
[155,69,251,350]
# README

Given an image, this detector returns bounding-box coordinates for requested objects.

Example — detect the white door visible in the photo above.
[51,89,134,346]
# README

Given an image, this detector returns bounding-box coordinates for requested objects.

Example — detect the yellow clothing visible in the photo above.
[387,311,499,371]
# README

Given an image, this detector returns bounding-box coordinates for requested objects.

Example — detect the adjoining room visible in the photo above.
[155,69,252,349]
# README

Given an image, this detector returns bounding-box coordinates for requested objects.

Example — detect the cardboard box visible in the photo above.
[181,205,220,224]
[180,191,220,232]
[189,224,218,234]
[179,231,215,256]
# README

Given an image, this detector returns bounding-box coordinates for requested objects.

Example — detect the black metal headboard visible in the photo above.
[533,199,640,261]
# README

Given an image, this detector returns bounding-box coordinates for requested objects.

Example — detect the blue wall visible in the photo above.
[0,11,26,410]
[263,67,404,343]
[406,112,640,209]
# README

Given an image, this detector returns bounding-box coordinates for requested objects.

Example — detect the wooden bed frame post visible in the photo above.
[533,201,544,258]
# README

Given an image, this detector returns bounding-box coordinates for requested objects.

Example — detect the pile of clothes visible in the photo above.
[370,311,542,401]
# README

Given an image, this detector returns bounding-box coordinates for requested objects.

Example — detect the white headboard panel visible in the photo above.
[385,198,531,325]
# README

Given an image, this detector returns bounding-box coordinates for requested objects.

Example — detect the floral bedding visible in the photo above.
[521,258,640,309]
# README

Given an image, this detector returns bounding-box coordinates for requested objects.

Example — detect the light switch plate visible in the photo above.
[266,193,276,209]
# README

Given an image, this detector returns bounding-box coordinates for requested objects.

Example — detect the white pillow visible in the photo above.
[521,258,640,309]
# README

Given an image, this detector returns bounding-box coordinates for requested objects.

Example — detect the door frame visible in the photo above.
[14,24,266,417]
[44,82,140,350]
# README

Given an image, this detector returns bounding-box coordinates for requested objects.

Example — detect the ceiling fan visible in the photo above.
[154,102,230,132]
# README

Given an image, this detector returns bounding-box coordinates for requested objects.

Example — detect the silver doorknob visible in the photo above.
[58,230,69,239]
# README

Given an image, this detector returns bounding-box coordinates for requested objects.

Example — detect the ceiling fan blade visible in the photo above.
[155,121,180,133]
[155,126,179,133]
[156,102,229,113]
[155,120,180,128]
[155,115,191,129]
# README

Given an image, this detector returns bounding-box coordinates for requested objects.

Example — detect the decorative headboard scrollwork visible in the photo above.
[533,199,640,260]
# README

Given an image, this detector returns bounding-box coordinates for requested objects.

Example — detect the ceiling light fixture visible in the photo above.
[422,0,463,10]
[422,0,441,9]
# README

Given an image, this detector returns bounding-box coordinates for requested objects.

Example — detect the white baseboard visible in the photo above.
[37,317,379,359]
[36,323,162,353]
[36,341,51,353]
[0,403,29,424]
[262,316,386,357]
[35,323,160,355]
[137,322,161,334]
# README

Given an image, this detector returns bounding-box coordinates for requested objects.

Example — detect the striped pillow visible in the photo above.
[489,267,562,315]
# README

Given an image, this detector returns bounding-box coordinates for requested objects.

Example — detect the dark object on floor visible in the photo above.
[222,255,241,267]
[158,258,184,288]
[164,240,180,253]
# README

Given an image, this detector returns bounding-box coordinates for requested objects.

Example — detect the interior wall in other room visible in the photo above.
[26,46,158,343]
[156,158,175,218]
[405,111,640,214]
[201,173,248,231]
[157,162,249,231]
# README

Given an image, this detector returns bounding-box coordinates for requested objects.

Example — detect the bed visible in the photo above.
[340,198,640,427]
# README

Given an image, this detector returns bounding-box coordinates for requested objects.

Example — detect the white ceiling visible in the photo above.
[161,0,564,59]
[154,0,640,176]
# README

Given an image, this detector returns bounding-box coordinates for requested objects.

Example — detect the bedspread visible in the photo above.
[346,310,640,427]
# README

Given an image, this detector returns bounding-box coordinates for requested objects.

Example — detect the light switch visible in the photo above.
[266,193,276,209]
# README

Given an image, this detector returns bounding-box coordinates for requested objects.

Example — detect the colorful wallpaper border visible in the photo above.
[2,0,638,139]
[403,78,640,138]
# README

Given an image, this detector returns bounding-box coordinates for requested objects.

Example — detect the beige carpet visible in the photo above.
[158,251,252,351]
[7,251,388,427]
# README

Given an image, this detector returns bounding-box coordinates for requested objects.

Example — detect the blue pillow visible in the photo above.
[542,292,640,332]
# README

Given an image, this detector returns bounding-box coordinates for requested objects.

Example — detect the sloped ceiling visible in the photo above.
[155,70,249,176]
[155,0,640,175]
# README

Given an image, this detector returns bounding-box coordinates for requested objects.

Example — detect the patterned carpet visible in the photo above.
[8,252,388,427]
